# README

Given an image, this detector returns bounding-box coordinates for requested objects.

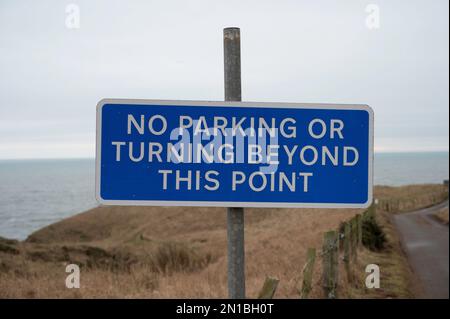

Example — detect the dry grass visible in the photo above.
[375,184,448,214]
[340,208,416,298]
[0,184,447,299]
[434,207,449,225]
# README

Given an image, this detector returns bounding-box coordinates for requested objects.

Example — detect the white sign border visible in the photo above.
[96,98,374,209]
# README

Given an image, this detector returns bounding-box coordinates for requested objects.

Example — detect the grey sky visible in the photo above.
[0,0,448,159]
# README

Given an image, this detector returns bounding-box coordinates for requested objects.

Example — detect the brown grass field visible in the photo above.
[0,184,448,299]
[434,207,449,225]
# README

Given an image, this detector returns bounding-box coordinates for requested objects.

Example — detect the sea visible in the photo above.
[0,152,448,240]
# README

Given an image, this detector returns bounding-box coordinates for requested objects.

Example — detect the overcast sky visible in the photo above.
[0,0,448,159]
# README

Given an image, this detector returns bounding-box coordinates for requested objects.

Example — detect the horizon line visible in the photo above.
[0,150,449,161]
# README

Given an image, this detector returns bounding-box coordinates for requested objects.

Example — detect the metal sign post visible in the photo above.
[224,27,246,299]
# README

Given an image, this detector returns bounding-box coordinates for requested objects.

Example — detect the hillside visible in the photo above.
[0,184,447,298]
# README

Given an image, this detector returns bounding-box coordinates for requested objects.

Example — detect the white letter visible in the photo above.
[248,145,263,164]
[214,117,228,136]
[176,170,192,190]
[267,145,280,164]
[205,171,220,191]
[127,114,144,135]
[158,170,172,190]
[300,146,318,166]
[217,144,234,164]
[308,119,327,139]
[258,118,276,137]
[249,172,267,192]
[343,146,359,166]
[322,146,339,166]
[232,117,246,136]
[279,172,296,192]
[148,115,167,135]
[167,143,185,163]
[148,142,162,162]
[300,172,313,192]
[280,118,296,138]
[196,144,214,163]
[232,171,246,191]
[112,141,125,161]
[129,142,144,162]
[179,116,193,133]
[365,264,380,288]
[330,119,344,139]
[194,117,210,136]
[283,145,298,165]
[65,264,80,288]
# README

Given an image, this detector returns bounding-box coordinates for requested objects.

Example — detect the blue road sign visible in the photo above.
[96,99,373,208]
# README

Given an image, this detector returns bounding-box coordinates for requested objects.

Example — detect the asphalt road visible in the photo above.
[393,200,449,299]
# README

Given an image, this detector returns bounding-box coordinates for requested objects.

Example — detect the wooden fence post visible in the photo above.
[300,248,316,299]
[343,222,352,283]
[322,230,339,299]
[257,277,279,299]
[350,217,358,262]
[356,214,363,248]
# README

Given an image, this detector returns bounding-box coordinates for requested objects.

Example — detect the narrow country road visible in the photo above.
[393,200,449,299]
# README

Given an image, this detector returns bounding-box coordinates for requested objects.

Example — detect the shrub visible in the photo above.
[150,242,213,274]
[362,212,386,251]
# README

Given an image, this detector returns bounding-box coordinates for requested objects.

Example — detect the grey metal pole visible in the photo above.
[224,27,245,299]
